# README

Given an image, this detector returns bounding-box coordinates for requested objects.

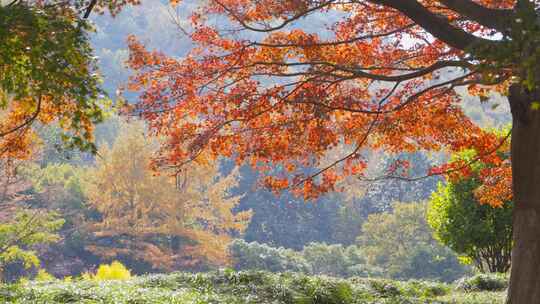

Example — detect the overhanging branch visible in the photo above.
[369,0,502,50]
[438,0,514,32]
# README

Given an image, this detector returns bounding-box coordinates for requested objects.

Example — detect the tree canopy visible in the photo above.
[126,0,518,201]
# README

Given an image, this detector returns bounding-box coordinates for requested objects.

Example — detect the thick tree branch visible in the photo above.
[249,59,472,82]
[438,0,513,32]
[369,0,501,50]
[214,0,503,51]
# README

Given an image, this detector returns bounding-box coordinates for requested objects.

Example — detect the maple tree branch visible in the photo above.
[369,0,501,50]
[289,115,377,190]
[386,71,476,112]
[216,0,500,50]
[438,0,514,32]
[213,0,337,33]
[248,59,472,82]
[337,60,472,82]
[0,95,42,138]
[360,130,512,182]
[288,82,397,189]
[165,76,322,172]
[252,23,416,48]
[289,71,477,116]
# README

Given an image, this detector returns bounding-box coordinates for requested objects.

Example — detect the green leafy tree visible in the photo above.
[428,150,513,273]
[0,210,64,281]
[0,155,65,281]
[25,163,87,212]
[22,161,99,277]
[358,201,468,282]
[0,4,107,156]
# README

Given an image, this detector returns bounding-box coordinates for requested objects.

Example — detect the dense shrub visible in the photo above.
[302,243,382,278]
[366,279,401,298]
[401,280,449,298]
[229,240,382,278]
[455,273,508,292]
[302,243,354,276]
[396,244,468,282]
[93,261,132,281]
[229,239,311,273]
[34,270,56,282]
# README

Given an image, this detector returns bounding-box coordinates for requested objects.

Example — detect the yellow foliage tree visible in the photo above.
[83,121,251,270]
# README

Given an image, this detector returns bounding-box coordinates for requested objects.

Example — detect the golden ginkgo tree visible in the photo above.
[83,121,251,270]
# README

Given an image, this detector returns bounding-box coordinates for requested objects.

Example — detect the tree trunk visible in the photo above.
[506,84,540,303]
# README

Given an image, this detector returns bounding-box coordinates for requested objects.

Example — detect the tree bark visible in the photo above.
[506,84,540,303]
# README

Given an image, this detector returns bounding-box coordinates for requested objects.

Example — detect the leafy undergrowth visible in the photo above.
[0,270,506,303]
